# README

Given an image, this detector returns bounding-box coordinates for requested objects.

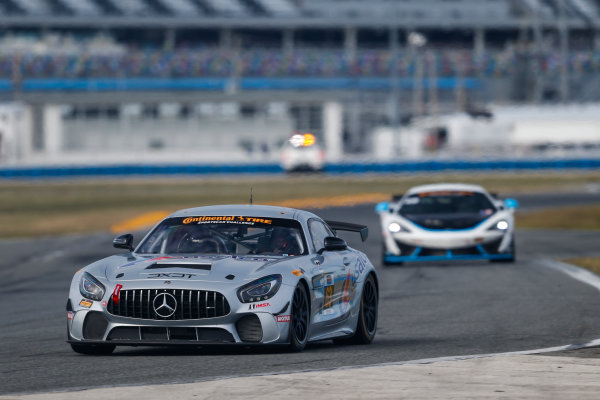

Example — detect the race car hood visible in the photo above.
[101,254,295,284]
[401,212,493,230]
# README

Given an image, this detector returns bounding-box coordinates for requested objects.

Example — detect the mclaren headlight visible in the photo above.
[237,274,282,303]
[488,220,509,231]
[79,272,106,301]
[388,222,410,233]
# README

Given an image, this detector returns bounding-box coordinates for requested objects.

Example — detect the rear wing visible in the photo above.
[325,220,368,242]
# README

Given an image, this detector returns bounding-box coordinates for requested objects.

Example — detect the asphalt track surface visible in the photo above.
[2,192,600,395]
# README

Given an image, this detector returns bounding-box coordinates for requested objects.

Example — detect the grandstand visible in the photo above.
[0,0,599,166]
[0,0,597,26]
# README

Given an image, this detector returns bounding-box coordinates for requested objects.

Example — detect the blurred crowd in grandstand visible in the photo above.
[0,35,599,80]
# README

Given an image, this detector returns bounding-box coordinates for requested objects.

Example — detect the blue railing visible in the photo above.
[1,158,599,179]
[14,77,480,92]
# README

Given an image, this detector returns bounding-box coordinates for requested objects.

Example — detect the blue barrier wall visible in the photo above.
[18,77,480,92]
[1,159,599,179]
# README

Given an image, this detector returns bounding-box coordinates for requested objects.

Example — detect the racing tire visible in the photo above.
[382,246,402,267]
[70,343,115,355]
[334,274,378,345]
[288,283,310,352]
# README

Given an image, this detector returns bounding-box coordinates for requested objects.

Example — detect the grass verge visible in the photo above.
[1,171,599,238]
[565,258,600,276]
[517,204,600,230]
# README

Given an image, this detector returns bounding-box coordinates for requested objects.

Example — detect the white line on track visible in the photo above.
[539,258,600,293]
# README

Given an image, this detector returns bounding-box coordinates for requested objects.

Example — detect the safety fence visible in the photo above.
[1,158,599,179]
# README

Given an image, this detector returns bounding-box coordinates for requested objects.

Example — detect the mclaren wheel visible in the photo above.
[491,234,516,263]
[382,246,402,266]
[334,274,378,345]
[288,283,310,352]
[70,343,115,355]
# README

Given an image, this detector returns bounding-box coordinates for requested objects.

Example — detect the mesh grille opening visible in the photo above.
[82,311,109,340]
[236,314,263,343]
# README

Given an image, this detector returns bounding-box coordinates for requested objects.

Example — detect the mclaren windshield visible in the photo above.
[398,191,496,230]
[137,216,307,256]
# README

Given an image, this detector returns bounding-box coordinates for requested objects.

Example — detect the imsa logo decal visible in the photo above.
[249,302,270,310]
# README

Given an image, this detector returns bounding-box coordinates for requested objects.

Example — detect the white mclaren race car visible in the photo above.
[376,183,518,265]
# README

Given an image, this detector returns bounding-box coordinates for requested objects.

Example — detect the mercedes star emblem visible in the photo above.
[153,292,177,318]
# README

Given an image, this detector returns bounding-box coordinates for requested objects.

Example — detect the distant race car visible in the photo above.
[376,183,518,265]
[280,132,325,172]
[67,205,378,354]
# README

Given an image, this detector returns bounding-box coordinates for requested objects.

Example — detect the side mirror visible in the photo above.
[375,202,389,212]
[318,236,347,254]
[113,234,134,251]
[504,198,519,209]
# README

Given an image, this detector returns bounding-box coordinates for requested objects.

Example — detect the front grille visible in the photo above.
[482,238,503,254]
[394,241,417,256]
[107,289,230,320]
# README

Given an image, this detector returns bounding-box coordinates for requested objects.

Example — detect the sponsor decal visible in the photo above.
[67,311,74,320]
[249,302,270,310]
[418,191,474,197]
[292,269,303,276]
[322,308,335,316]
[102,301,107,307]
[353,254,369,281]
[79,299,93,308]
[276,315,291,323]
[325,274,333,285]
[324,285,334,309]
[183,216,272,225]
[232,256,270,262]
[342,269,356,305]
[145,273,196,279]
[112,284,123,304]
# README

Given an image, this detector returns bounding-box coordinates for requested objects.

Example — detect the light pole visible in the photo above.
[408,32,427,118]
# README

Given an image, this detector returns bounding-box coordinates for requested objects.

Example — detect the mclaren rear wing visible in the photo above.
[325,220,368,242]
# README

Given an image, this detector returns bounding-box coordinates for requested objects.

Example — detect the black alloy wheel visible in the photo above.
[333,274,378,345]
[289,283,310,352]
[354,274,378,344]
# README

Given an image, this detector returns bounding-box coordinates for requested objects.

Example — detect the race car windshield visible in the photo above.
[136,216,307,256]
[399,192,496,216]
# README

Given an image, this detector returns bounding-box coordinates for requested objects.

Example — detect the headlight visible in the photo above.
[489,220,509,231]
[237,274,282,303]
[79,272,106,301]
[388,222,410,233]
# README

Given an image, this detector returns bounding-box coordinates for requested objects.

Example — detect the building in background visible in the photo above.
[0,0,599,165]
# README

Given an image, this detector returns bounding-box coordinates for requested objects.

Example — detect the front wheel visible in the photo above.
[288,283,310,352]
[382,246,402,266]
[491,235,516,263]
[70,343,115,355]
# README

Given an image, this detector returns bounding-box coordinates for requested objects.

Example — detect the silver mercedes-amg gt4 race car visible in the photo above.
[376,183,518,265]
[67,205,378,354]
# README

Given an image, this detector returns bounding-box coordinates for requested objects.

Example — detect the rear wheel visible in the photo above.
[70,343,115,355]
[288,283,310,352]
[334,274,378,345]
